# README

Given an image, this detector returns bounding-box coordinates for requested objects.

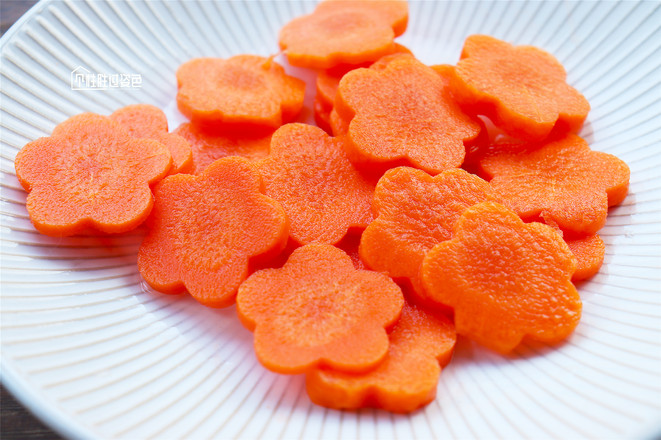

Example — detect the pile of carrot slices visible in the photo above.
[14,0,630,414]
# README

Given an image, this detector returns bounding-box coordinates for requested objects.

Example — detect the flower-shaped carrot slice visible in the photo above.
[279,0,408,69]
[236,244,404,374]
[451,35,590,141]
[306,301,455,413]
[110,104,193,174]
[137,157,288,308]
[15,113,171,237]
[334,55,481,174]
[257,123,375,245]
[479,134,630,235]
[174,122,272,174]
[176,55,306,129]
[421,202,581,354]
[360,166,498,296]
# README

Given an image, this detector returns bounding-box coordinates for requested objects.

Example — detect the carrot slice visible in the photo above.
[421,202,581,354]
[451,35,590,141]
[257,123,375,245]
[479,134,630,235]
[15,113,171,237]
[306,301,455,413]
[137,157,288,308]
[176,55,305,130]
[279,0,408,69]
[360,166,499,297]
[236,243,404,374]
[110,104,193,175]
[313,97,334,134]
[334,55,481,174]
[174,122,272,174]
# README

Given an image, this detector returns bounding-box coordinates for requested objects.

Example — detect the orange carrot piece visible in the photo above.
[335,232,366,270]
[451,35,590,141]
[313,96,333,134]
[334,55,481,174]
[137,157,288,308]
[421,202,581,354]
[236,243,404,374]
[174,122,272,174]
[306,301,456,413]
[110,104,193,175]
[257,123,375,245]
[279,0,408,69]
[479,134,630,235]
[176,55,305,130]
[15,113,171,237]
[360,167,499,297]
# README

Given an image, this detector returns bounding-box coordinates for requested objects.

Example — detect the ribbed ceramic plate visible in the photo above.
[1,1,660,439]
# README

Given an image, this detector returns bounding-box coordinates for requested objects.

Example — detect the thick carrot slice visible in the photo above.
[451,35,590,141]
[15,113,171,237]
[279,0,408,69]
[137,157,288,308]
[236,243,404,374]
[479,134,630,235]
[257,123,375,245]
[334,55,481,174]
[306,301,455,413]
[174,122,272,174]
[421,202,581,354]
[360,167,498,297]
[176,55,305,130]
[110,104,193,175]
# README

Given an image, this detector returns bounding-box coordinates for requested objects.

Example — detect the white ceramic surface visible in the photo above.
[1,1,660,439]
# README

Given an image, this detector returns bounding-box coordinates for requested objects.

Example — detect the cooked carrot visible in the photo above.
[451,35,590,141]
[176,55,306,130]
[360,166,498,298]
[236,243,404,374]
[421,202,581,354]
[174,122,272,174]
[306,301,455,413]
[279,0,408,69]
[137,157,288,308]
[479,134,630,235]
[15,113,171,237]
[257,123,375,245]
[334,55,481,174]
[110,104,193,175]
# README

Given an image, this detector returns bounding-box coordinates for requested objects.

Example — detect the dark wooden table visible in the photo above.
[1,5,64,440]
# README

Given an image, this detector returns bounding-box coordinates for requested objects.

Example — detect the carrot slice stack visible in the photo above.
[137,157,288,308]
[236,244,404,374]
[451,35,590,141]
[306,301,455,413]
[421,202,581,354]
[15,113,171,237]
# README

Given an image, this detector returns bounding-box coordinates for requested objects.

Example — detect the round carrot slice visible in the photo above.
[15,113,171,237]
[236,244,404,374]
[137,157,288,308]
[421,202,581,354]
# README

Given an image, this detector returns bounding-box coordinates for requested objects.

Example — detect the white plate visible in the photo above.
[1,1,660,439]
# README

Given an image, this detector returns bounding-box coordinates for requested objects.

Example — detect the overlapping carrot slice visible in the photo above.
[110,104,193,174]
[174,122,272,174]
[236,244,404,374]
[479,134,630,235]
[137,157,288,308]
[176,55,305,129]
[257,123,375,245]
[451,34,590,141]
[360,166,498,296]
[306,301,455,413]
[421,202,581,354]
[279,0,408,69]
[15,113,171,237]
[334,55,481,174]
